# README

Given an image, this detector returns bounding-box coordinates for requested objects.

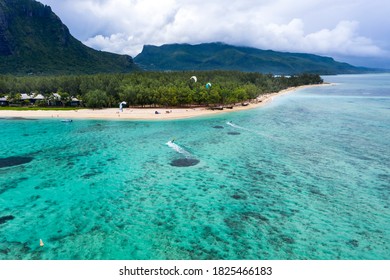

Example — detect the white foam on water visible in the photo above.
[166,141,192,158]
[226,121,274,139]
[226,121,263,134]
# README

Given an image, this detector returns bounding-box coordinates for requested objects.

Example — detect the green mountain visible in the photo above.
[0,0,139,75]
[134,43,377,75]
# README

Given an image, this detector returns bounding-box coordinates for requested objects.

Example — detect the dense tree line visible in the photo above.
[0,71,323,108]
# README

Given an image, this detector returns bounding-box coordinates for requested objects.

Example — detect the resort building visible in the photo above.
[48,93,63,106]
[0,93,82,107]
[20,93,45,105]
[0,96,9,106]
[70,97,81,107]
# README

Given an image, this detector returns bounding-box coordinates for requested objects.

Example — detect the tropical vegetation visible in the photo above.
[0,71,323,108]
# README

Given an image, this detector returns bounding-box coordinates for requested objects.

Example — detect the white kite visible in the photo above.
[119,101,127,112]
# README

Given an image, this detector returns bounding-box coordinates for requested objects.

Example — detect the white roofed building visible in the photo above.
[0,96,9,106]
[20,93,45,104]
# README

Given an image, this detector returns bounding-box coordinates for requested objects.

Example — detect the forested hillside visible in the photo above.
[134,43,377,74]
[0,0,138,75]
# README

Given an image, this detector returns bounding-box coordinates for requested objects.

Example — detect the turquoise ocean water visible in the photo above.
[0,74,389,260]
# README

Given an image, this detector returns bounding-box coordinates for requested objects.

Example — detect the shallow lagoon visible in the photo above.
[0,74,389,259]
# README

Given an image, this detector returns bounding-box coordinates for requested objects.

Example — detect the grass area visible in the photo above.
[0,106,85,111]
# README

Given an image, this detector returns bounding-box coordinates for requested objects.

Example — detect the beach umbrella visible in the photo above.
[205,82,212,89]
[190,76,197,83]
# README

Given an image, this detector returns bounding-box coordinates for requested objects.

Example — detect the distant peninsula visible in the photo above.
[134,43,382,75]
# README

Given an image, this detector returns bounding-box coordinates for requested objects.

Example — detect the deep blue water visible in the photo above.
[0,74,389,260]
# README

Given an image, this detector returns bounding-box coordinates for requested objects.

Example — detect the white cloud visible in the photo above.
[84,33,143,56]
[250,19,382,57]
[303,21,382,56]
[40,0,388,61]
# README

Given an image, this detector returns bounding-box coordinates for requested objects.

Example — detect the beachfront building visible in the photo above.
[0,93,81,107]
[70,97,81,107]
[47,93,81,107]
[20,93,45,105]
[47,93,63,106]
[0,96,9,106]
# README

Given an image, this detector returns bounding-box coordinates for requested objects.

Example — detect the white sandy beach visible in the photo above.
[0,84,328,121]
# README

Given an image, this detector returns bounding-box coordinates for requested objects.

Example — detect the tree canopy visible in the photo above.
[0,71,323,108]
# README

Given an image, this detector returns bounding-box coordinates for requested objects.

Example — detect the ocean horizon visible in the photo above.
[0,73,389,260]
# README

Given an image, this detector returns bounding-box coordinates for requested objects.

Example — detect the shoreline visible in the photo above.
[0,84,329,121]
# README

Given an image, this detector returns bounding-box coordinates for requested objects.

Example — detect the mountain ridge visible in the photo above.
[0,0,139,75]
[0,0,383,76]
[134,42,380,75]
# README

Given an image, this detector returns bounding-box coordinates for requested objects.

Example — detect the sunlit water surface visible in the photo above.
[0,74,389,260]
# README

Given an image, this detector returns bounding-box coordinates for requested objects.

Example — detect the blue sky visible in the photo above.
[39,0,390,68]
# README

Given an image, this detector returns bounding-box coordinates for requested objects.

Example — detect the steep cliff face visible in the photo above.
[0,1,12,56]
[0,0,68,56]
[0,0,138,75]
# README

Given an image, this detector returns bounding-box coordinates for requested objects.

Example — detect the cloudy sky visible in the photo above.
[39,0,390,68]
